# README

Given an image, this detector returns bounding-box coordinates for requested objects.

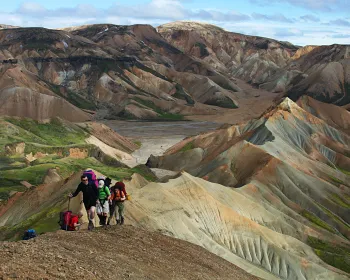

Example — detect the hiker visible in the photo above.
[108,181,126,225]
[68,211,83,231]
[105,177,112,190]
[69,175,99,230]
[96,179,111,227]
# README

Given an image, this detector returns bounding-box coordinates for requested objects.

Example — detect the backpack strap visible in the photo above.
[104,186,109,197]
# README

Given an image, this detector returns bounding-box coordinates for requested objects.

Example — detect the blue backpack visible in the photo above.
[23,229,37,240]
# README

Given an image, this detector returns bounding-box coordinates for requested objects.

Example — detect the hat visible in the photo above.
[98,180,105,188]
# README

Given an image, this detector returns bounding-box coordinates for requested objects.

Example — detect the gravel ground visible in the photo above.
[0,225,259,280]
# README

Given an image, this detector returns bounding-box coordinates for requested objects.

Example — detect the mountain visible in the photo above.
[1,20,350,280]
[146,97,350,278]
[2,97,349,279]
[0,25,18,30]
[0,21,348,122]
[159,21,350,107]
[0,24,253,122]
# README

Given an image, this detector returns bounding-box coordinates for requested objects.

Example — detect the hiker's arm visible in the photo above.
[120,191,126,201]
[70,185,82,197]
[93,184,99,199]
[106,188,111,200]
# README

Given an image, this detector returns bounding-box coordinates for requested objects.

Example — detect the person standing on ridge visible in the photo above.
[108,181,126,225]
[69,175,98,230]
[96,179,111,227]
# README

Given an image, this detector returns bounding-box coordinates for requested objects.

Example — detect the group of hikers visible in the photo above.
[23,170,128,240]
[67,170,128,231]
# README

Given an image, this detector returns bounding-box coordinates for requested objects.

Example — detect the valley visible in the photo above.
[0,19,349,280]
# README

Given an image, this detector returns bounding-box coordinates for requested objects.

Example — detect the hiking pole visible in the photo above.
[68,197,71,211]
[66,197,71,231]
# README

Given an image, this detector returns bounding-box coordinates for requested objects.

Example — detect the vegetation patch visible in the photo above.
[0,202,64,241]
[301,210,336,233]
[338,167,350,176]
[328,174,344,186]
[4,118,87,146]
[330,193,350,209]
[317,203,350,229]
[133,140,142,148]
[180,141,195,153]
[133,97,184,120]
[307,236,350,273]
[130,165,156,182]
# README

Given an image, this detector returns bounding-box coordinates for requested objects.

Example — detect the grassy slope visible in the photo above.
[0,117,154,198]
[0,117,156,240]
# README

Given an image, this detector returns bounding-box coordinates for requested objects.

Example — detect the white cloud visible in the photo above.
[251,0,349,12]
[0,1,349,46]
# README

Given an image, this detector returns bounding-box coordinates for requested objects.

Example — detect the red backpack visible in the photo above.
[59,211,72,230]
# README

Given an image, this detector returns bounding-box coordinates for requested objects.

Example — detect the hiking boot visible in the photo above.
[120,216,124,225]
[116,219,120,224]
[88,221,94,231]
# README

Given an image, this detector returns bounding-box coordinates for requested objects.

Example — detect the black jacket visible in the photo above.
[72,182,98,203]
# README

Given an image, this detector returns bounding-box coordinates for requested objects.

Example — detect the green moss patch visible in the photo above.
[307,236,350,273]
[130,165,156,182]
[330,194,350,209]
[317,203,350,230]
[338,167,350,176]
[328,175,344,186]
[4,118,87,146]
[301,210,337,233]
[180,141,195,153]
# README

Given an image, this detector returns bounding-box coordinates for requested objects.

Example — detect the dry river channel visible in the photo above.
[103,121,220,176]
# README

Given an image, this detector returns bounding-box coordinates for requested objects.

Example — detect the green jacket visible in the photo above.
[98,186,110,200]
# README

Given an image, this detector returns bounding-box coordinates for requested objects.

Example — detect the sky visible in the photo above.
[1,0,350,46]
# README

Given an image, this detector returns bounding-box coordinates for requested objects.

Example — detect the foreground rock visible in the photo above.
[0,225,257,280]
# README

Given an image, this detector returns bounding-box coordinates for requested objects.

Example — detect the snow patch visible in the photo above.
[97,27,109,35]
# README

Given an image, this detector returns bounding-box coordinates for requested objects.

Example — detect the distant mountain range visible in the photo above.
[0,21,349,121]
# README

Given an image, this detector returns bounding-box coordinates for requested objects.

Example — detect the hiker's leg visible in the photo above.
[108,202,115,225]
[120,203,125,225]
[116,202,121,223]
[89,206,96,221]
[118,202,125,225]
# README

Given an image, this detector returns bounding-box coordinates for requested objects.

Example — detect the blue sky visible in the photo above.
[1,0,350,45]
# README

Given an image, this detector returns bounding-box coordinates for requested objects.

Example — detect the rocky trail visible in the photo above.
[0,226,258,280]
